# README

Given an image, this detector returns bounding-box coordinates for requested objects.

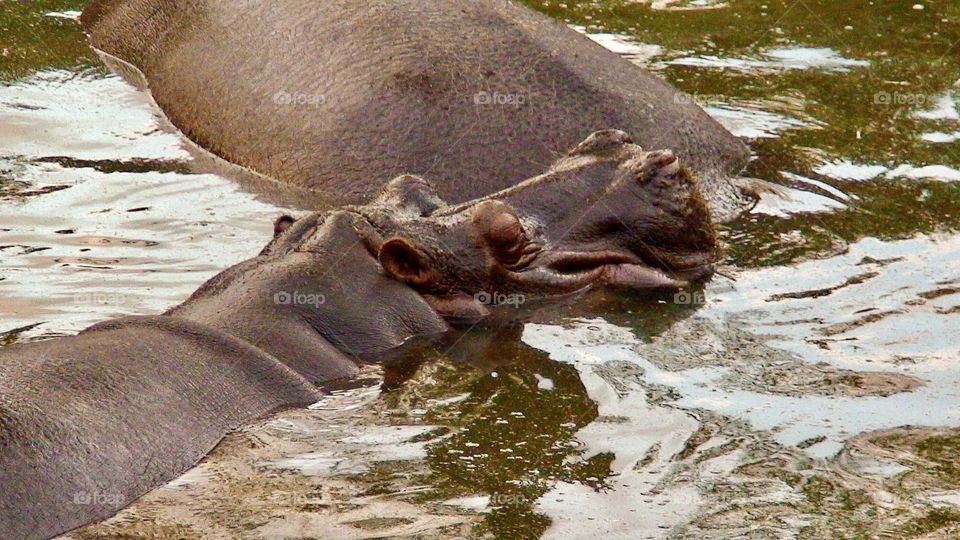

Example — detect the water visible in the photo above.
[0,6,289,339]
[2,1,959,538]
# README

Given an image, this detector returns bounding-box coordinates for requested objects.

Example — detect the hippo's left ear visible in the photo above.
[378,237,436,286]
[379,237,491,324]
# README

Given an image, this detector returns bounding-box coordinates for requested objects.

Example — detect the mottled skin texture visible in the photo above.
[0,131,714,539]
[79,0,753,220]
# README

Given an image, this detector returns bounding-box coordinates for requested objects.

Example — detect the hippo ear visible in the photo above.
[273,214,297,237]
[378,237,436,286]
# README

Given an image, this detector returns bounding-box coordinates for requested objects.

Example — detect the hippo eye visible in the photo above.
[472,201,529,266]
[487,213,524,251]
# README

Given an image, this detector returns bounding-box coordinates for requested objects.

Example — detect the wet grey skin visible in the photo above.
[79,0,753,221]
[0,131,715,540]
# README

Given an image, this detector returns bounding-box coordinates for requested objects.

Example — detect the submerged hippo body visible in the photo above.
[80,0,752,220]
[0,131,716,539]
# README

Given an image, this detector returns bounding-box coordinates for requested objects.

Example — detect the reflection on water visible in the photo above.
[452,1,960,536]
[0,70,288,339]
[2,0,960,538]
[665,46,870,73]
[530,233,960,455]
[524,230,960,537]
[527,0,960,266]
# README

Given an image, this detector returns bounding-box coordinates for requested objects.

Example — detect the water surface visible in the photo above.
[3,1,960,538]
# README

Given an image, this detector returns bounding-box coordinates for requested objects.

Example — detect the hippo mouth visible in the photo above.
[504,249,714,294]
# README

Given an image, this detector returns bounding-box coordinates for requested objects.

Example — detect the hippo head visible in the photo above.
[452,130,717,295]
[266,130,718,323]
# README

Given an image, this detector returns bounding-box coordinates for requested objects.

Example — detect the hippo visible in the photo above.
[78,0,754,221]
[0,131,716,539]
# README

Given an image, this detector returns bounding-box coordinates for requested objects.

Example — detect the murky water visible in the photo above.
[3,1,960,538]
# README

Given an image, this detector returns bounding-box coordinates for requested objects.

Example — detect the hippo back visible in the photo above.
[81,0,751,220]
[0,317,321,540]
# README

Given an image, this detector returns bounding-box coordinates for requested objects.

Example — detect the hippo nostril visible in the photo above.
[651,150,677,166]
[640,150,680,180]
[661,156,680,176]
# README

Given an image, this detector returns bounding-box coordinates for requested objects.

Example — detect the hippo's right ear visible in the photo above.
[273,215,297,237]
[378,237,436,287]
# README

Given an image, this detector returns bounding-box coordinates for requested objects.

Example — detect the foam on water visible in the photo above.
[750,175,848,217]
[44,11,82,20]
[0,70,189,161]
[913,91,959,121]
[532,343,702,539]
[651,0,729,10]
[921,130,960,143]
[814,160,890,181]
[441,495,491,513]
[887,164,960,182]
[780,171,855,201]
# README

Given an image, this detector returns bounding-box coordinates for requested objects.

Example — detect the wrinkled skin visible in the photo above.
[79,0,753,221]
[0,131,714,539]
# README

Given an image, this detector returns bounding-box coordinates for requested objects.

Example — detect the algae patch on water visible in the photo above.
[0,0,96,82]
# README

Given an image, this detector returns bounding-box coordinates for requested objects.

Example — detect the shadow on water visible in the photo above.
[385,327,600,538]
[373,288,705,538]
